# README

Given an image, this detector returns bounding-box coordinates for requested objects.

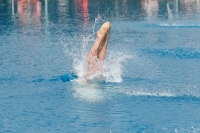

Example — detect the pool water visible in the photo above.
[1,0,200,132]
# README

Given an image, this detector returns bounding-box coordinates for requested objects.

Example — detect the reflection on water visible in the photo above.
[75,0,89,26]
[71,0,89,32]
[17,0,41,25]
[141,0,159,19]
[1,0,199,27]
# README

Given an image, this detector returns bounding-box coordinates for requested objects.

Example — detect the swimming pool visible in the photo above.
[0,0,200,132]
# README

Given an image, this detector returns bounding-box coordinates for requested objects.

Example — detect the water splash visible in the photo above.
[61,17,129,83]
[92,14,102,35]
[72,35,92,78]
[59,17,132,101]
[103,51,130,83]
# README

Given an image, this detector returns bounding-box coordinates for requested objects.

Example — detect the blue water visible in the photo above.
[1,0,200,132]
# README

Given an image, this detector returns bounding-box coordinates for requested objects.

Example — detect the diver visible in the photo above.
[84,22,111,80]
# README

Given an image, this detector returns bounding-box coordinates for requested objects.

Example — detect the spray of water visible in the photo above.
[61,19,129,84]
[92,14,102,35]
[103,51,130,83]
[59,17,131,101]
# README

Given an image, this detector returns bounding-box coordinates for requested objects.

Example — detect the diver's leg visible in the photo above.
[97,27,110,62]
[88,22,110,57]
[85,22,110,77]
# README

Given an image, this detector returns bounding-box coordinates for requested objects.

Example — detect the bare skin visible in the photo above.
[84,22,111,79]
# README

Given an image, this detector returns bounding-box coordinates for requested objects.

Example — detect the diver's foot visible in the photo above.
[97,22,110,39]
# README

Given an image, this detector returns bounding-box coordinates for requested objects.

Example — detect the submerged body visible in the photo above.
[84,22,111,80]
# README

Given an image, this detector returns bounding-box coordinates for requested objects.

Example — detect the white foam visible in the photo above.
[158,23,200,27]
[174,125,200,133]
[70,48,130,101]
[125,90,175,97]
[71,79,106,102]
[111,86,175,97]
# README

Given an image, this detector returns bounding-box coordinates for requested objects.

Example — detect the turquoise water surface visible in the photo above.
[1,0,200,132]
